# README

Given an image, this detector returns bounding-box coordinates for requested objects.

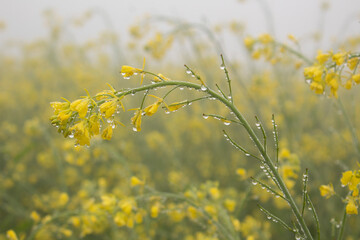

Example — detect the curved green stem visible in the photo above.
[114,79,314,239]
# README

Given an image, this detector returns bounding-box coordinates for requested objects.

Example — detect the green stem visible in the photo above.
[337,207,347,240]
[114,80,314,239]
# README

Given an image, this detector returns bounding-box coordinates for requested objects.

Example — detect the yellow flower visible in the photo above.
[144,99,162,116]
[58,192,69,206]
[120,58,146,84]
[50,101,70,114]
[70,98,90,118]
[70,121,91,146]
[31,211,41,222]
[310,82,324,94]
[346,197,358,215]
[131,109,142,132]
[209,187,220,199]
[151,204,160,218]
[348,57,359,70]
[89,115,100,136]
[130,176,144,187]
[258,33,273,44]
[287,34,298,43]
[236,168,247,179]
[224,199,236,212]
[153,73,169,82]
[332,52,346,66]
[101,125,113,140]
[167,102,187,112]
[114,212,126,227]
[319,183,335,199]
[6,230,18,240]
[244,36,255,49]
[99,100,118,118]
[352,74,360,84]
[187,206,199,220]
[341,171,353,187]
[204,205,217,217]
[316,50,330,64]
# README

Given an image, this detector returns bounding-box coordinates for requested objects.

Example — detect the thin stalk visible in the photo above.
[337,207,347,240]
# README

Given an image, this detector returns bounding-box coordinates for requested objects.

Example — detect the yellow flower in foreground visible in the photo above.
[99,100,118,118]
[120,58,146,84]
[6,230,18,240]
[153,73,169,82]
[346,197,358,215]
[131,109,142,132]
[319,183,335,199]
[144,100,162,116]
[70,98,90,118]
[130,176,144,187]
[70,121,90,146]
[166,102,186,112]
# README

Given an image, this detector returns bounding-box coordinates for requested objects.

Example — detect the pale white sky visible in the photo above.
[0,0,359,52]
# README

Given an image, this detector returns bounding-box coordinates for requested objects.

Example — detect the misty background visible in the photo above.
[1,0,359,57]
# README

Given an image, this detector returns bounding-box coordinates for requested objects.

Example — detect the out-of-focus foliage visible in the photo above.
[1,4,360,240]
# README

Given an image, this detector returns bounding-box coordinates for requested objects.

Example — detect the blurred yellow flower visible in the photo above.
[31,211,41,222]
[6,230,18,240]
[319,183,335,199]
[130,176,144,187]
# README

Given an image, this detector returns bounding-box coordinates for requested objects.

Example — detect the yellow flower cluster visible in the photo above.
[50,89,123,146]
[304,50,360,98]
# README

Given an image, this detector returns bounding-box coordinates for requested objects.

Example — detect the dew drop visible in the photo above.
[186,70,192,74]
[132,127,138,132]
[179,87,184,90]
[220,63,225,70]
[223,121,231,126]
[68,134,74,139]
[245,153,250,157]
[201,85,207,91]
[203,115,209,119]
[252,181,258,185]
